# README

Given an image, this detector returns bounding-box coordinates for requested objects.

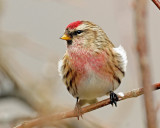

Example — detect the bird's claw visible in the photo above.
[74,102,83,120]
[110,91,119,107]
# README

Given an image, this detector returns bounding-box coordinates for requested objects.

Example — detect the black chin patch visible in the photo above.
[67,40,72,45]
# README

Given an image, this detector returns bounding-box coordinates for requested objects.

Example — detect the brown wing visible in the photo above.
[61,53,80,97]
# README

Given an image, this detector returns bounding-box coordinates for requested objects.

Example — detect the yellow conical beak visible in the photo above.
[60,34,71,40]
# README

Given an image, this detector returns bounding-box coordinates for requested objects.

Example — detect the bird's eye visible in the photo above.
[76,30,83,34]
[73,30,83,35]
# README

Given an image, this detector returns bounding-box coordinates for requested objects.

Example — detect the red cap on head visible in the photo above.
[66,21,82,29]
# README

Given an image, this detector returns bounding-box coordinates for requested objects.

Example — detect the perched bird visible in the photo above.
[58,21,127,118]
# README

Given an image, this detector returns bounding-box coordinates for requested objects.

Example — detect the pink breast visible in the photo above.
[69,48,108,78]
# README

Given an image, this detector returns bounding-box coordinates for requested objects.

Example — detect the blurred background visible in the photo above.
[0,0,159,128]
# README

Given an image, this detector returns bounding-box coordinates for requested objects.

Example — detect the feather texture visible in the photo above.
[59,21,128,102]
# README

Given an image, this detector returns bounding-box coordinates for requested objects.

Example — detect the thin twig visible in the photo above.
[135,0,157,128]
[14,83,160,128]
[152,0,160,10]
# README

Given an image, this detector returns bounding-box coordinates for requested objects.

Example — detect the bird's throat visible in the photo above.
[67,40,72,46]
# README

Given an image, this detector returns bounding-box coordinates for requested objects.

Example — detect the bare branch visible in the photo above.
[152,0,160,10]
[135,0,157,128]
[14,83,160,128]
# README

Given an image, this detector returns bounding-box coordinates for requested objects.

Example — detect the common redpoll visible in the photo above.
[58,21,127,118]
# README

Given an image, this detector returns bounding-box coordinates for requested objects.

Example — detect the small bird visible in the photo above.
[58,21,127,118]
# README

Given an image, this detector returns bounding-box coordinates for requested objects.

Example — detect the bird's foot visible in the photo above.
[74,98,83,120]
[110,91,119,107]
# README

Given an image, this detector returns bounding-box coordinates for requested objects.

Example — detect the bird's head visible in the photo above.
[60,21,110,49]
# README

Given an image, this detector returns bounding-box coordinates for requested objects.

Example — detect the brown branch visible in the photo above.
[14,83,160,128]
[135,0,157,128]
[152,0,160,10]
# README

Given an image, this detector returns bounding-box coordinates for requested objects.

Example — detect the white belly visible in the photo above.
[77,68,119,100]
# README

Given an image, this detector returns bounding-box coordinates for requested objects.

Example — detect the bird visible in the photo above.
[58,20,127,119]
